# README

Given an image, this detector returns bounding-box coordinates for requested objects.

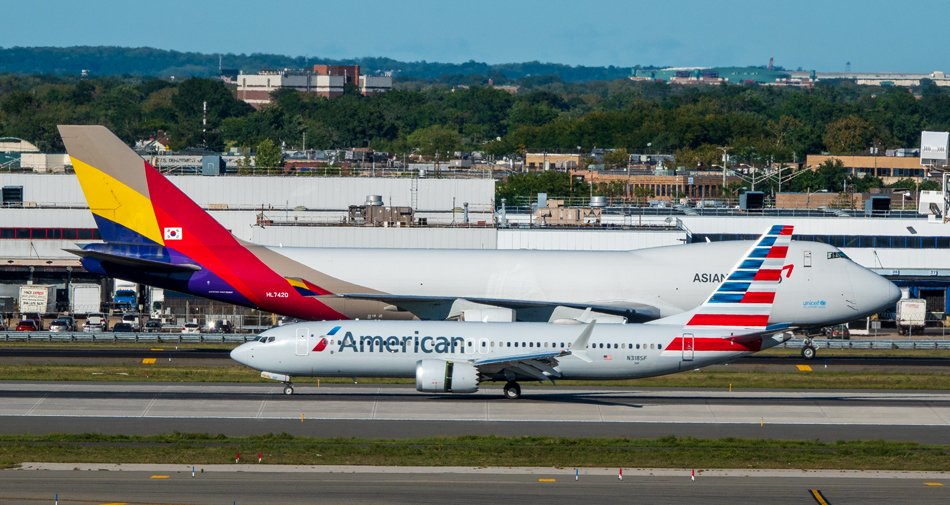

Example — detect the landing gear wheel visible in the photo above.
[283,385,295,395]
[503,381,521,400]
[801,346,816,360]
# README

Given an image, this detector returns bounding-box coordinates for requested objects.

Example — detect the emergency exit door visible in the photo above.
[681,333,694,361]
[295,328,310,356]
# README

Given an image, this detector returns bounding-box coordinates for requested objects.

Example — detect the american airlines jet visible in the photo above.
[59,125,899,336]
[231,226,797,399]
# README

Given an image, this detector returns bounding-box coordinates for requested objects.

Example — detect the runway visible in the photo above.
[1,382,948,442]
[2,465,947,505]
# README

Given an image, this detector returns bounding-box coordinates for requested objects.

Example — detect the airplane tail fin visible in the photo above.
[651,225,793,331]
[684,224,793,331]
[59,125,348,321]
[58,124,233,247]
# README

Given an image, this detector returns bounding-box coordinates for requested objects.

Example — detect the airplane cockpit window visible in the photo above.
[268,336,276,343]
[827,251,849,260]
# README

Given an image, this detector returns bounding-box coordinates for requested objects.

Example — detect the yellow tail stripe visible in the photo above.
[72,156,164,246]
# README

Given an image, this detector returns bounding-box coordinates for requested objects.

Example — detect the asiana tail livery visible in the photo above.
[231,226,797,399]
[59,125,899,329]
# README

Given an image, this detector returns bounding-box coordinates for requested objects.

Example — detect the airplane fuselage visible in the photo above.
[232,320,788,381]
[84,239,895,327]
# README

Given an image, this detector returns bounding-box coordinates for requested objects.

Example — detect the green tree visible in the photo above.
[822,115,875,153]
[603,148,630,169]
[254,138,282,169]
[496,171,586,202]
[407,125,462,159]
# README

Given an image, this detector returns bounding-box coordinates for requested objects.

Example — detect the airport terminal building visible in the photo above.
[2,171,950,324]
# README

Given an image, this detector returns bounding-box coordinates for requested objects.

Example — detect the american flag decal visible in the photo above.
[685,225,793,330]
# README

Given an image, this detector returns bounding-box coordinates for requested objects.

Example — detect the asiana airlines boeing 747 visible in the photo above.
[58,126,899,342]
[231,226,798,399]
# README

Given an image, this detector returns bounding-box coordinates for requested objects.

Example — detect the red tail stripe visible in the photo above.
[686,314,770,326]
[780,226,794,235]
[766,246,788,258]
[753,269,782,281]
[741,291,775,303]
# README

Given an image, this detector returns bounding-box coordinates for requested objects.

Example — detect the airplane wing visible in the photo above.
[469,323,596,382]
[336,293,661,323]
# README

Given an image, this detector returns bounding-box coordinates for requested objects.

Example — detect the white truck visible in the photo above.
[18,284,56,314]
[69,283,101,314]
[896,298,927,335]
[148,287,165,319]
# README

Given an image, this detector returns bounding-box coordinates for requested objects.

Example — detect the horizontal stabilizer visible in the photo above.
[65,248,201,272]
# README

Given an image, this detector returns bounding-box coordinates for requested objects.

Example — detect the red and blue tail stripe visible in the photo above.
[685,225,793,330]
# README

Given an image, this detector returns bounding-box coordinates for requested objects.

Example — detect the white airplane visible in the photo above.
[231,225,797,399]
[59,125,900,342]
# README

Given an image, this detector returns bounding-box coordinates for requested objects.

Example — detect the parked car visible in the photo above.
[21,313,43,330]
[15,319,39,332]
[112,322,134,332]
[49,317,75,332]
[206,319,234,333]
[822,323,850,340]
[83,313,108,332]
[144,320,163,333]
[121,313,141,331]
[181,322,202,334]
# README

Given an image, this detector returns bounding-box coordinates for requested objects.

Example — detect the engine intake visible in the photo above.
[415,359,478,393]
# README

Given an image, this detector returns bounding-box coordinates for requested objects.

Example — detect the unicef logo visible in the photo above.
[802,300,827,308]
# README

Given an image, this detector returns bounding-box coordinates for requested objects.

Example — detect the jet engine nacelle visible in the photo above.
[415,359,478,393]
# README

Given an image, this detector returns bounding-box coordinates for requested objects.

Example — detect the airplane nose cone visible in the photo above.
[884,278,902,306]
[230,343,253,366]
[864,269,901,313]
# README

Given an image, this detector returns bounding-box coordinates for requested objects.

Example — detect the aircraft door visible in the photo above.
[681,333,694,361]
[478,338,490,355]
[295,328,310,356]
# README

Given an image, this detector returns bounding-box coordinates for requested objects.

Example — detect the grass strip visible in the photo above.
[0,364,947,389]
[1,434,946,471]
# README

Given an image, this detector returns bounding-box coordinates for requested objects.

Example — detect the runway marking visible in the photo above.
[256,399,267,419]
[141,358,156,365]
[25,394,46,415]
[371,389,379,419]
[149,348,164,351]
[809,488,831,505]
[796,364,813,372]
[924,482,944,486]
[100,502,129,504]
[141,396,158,418]
[149,475,169,479]
[538,478,557,483]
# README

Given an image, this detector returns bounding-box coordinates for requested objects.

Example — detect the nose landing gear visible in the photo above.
[801,337,817,360]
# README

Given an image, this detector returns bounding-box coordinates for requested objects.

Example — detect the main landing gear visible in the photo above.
[503,381,522,400]
[283,383,295,395]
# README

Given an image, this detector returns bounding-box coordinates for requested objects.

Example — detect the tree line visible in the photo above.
[1,74,948,195]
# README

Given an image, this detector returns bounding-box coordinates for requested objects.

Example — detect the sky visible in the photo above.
[2,0,949,73]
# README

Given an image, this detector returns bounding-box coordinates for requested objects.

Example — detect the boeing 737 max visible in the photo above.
[58,125,899,331]
[231,226,798,399]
